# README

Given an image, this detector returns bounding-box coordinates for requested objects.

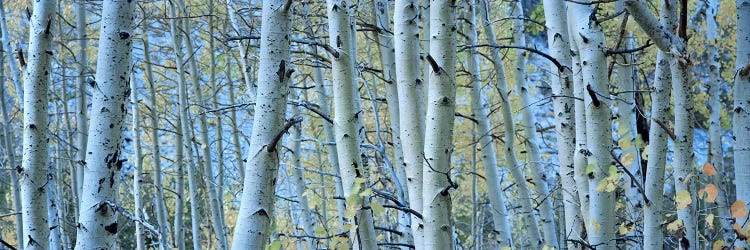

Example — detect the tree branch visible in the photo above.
[268,116,304,152]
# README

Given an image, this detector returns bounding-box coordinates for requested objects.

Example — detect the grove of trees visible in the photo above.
[0,0,749,249]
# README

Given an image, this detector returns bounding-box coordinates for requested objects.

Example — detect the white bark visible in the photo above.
[74,0,88,203]
[511,2,558,247]
[374,0,413,246]
[228,0,258,97]
[566,7,590,228]
[422,1,456,249]
[20,0,56,248]
[394,0,425,247]
[625,0,698,245]
[706,0,731,242]
[734,0,750,248]
[541,0,582,244]
[466,2,512,247]
[74,0,134,248]
[130,69,146,250]
[231,1,292,248]
[567,1,615,248]
[290,88,317,250]
[326,0,379,248]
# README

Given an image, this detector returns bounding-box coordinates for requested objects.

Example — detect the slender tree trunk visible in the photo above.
[625,0,698,245]
[374,1,413,246]
[73,0,88,205]
[393,0,426,247]
[167,2,202,249]
[228,64,245,184]
[231,1,292,248]
[326,1,378,249]
[541,0,581,245]
[20,1,56,248]
[466,2,513,247]
[421,1,456,249]
[227,0,257,97]
[567,16,591,229]
[48,104,61,250]
[290,87,317,250]
[568,1,615,248]
[734,0,750,248]
[74,0,134,248]
[0,0,22,102]
[511,1,558,247]
[130,70,146,250]
[706,0,732,242]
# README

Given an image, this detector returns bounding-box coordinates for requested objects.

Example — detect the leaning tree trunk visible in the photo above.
[734,0,750,248]
[325,1,378,249]
[393,0,426,247]
[465,2,513,247]
[74,0,88,203]
[568,1,615,248]
[422,1,456,249]
[624,0,698,245]
[540,0,582,244]
[511,1,558,247]
[20,1,56,248]
[74,0,134,249]
[231,1,292,249]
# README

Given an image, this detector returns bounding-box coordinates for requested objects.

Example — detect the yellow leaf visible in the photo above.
[731,200,748,219]
[733,222,749,240]
[712,240,725,250]
[621,151,636,167]
[642,144,650,161]
[266,240,281,250]
[618,222,632,235]
[699,184,719,203]
[675,190,692,210]
[703,162,718,176]
[501,247,512,250]
[706,213,715,230]
[619,136,632,150]
[666,219,683,232]
[371,202,384,214]
[359,188,373,197]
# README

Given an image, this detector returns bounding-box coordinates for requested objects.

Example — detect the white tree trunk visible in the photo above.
[734,0,750,248]
[511,2,558,247]
[74,0,134,248]
[20,0,56,248]
[541,0,582,244]
[231,1,292,248]
[326,1,379,249]
[466,2,513,247]
[290,88,317,250]
[0,0,22,102]
[422,1,456,249]
[625,0,698,245]
[374,1,413,246]
[228,0,258,97]
[565,8,591,229]
[74,0,88,204]
[568,1,615,248]
[130,69,146,250]
[393,0,426,247]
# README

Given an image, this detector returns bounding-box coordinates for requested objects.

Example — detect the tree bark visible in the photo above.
[20,0,56,248]
[231,0,292,248]
[74,0,134,248]
[734,0,750,248]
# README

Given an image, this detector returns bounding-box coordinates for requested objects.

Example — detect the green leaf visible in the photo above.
[371,202,385,214]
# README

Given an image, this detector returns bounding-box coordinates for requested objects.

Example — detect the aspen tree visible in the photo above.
[130,70,146,250]
[541,0,582,243]
[734,0,750,247]
[74,0,134,248]
[20,0,56,248]
[511,1,558,247]
[74,0,88,201]
[625,0,698,245]
[0,39,23,250]
[465,2,512,246]
[422,1,456,249]
[231,0,293,248]
[374,0,413,245]
[326,0,379,248]
[568,1,615,248]
[394,0,426,246]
